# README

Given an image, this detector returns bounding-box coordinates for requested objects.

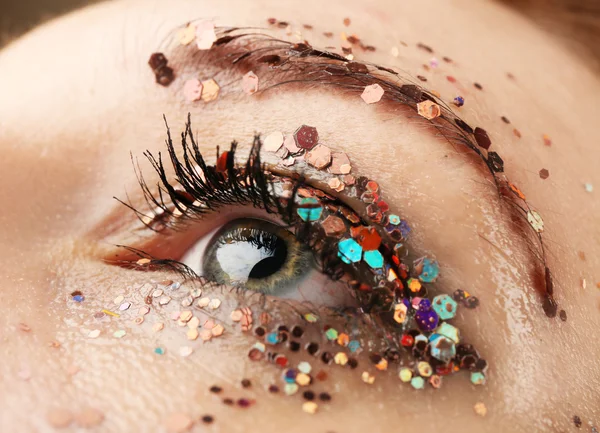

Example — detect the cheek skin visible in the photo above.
[6,254,493,433]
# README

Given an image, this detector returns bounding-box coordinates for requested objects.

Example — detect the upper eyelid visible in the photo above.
[151,24,557,316]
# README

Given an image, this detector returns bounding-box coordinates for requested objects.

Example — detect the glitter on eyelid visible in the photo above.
[263,131,284,152]
[361,372,375,384]
[183,79,203,102]
[361,84,384,104]
[242,71,259,95]
[305,145,332,169]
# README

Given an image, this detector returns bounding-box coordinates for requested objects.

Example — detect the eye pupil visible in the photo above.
[202,218,307,293]
[248,239,287,279]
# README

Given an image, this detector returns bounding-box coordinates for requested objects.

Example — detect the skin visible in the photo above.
[0,0,599,432]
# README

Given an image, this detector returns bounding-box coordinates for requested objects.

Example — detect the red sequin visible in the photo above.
[401,334,414,347]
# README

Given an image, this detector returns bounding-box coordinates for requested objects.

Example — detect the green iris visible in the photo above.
[202,218,312,294]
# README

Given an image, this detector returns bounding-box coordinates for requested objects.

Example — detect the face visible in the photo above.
[1,0,599,431]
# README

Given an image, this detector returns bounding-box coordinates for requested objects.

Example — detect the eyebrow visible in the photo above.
[149,25,558,317]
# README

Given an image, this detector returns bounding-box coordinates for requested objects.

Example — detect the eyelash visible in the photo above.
[117,114,351,291]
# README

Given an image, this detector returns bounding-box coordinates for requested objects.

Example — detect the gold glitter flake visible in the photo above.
[417,100,441,120]
[211,324,225,337]
[178,23,196,46]
[527,210,544,232]
[305,145,332,169]
[302,401,318,414]
[474,402,488,417]
[187,328,199,340]
[200,79,220,102]
[361,371,375,384]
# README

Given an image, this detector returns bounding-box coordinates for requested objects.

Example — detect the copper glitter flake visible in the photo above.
[417,100,441,120]
[306,145,332,169]
[329,152,352,174]
[361,84,384,104]
[264,131,284,152]
[201,79,220,102]
[294,125,319,150]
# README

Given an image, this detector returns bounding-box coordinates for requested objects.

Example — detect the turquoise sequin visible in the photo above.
[363,250,384,268]
[337,238,362,263]
[296,197,323,221]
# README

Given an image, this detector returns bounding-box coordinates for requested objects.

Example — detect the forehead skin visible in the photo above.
[0,0,599,432]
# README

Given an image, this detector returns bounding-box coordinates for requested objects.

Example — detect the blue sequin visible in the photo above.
[432,294,458,320]
[363,250,384,269]
[296,198,323,222]
[387,214,401,225]
[266,332,280,345]
[453,96,465,107]
[337,239,362,263]
[348,340,360,353]
[72,295,84,302]
[399,220,411,238]
[284,368,298,383]
[429,335,456,362]
[415,299,439,332]
[418,257,439,283]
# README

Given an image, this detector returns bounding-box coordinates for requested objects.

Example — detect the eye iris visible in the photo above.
[203,219,307,293]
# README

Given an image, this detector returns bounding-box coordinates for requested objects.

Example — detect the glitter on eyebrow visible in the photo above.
[188,316,200,329]
[474,127,492,150]
[391,46,399,57]
[139,306,150,315]
[283,134,301,153]
[183,79,203,102]
[154,347,165,355]
[200,79,220,102]
[187,328,199,340]
[87,329,100,339]
[328,178,345,192]
[453,96,465,107]
[178,23,196,45]
[306,145,332,169]
[152,289,164,298]
[159,296,172,306]
[539,168,550,179]
[113,295,124,304]
[584,183,593,192]
[230,309,243,321]
[134,317,144,325]
[527,210,544,232]
[196,21,217,50]
[212,324,225,336]
[360,83,384,104]
[417,100,441,120]
[242,71,259,95]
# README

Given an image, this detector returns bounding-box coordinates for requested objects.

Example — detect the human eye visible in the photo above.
[110,111,489,394]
